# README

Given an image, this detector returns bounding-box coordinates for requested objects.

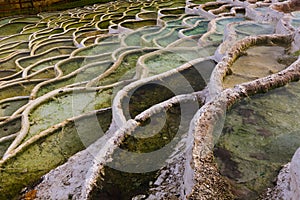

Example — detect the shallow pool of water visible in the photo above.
[291,18,300,28]
[182,20,209,36]
[223,45,297,88]
[215,80,300,199]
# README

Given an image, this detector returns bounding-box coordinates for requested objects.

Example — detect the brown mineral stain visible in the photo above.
[24,190,37,200]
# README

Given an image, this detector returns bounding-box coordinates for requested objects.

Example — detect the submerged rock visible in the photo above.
[0,0,300,199]
[263,147,300,200]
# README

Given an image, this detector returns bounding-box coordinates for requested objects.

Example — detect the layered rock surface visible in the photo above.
[0,0,299,199]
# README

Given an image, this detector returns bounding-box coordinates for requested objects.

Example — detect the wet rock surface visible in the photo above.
[215,81,300,199]
[0,0,299,199]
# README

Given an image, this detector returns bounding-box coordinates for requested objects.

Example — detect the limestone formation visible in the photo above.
[0,0,299,199]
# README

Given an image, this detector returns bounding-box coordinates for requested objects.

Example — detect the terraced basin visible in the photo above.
[215,81,300,199]
[223,45,297,88]
[0,0,298,199]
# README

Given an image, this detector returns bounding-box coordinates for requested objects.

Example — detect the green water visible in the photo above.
[166,18,184,26]
[120,19,157,30]
[0,98,29,118]
[29,67,56,79]
[121,60,213,122]
[182,20,209,36]
[0,0,295,199]
[0,17,15,26]
[184,16,205,26]
[33,40,74,55]
[137,12,158,19]
[0,45,27,60]
[27,90,112,140]
[73,42,121,56]
[96,102,196,199]
[144,49,216,76]
[204,32,224,43]
[11,17,42,23]
[36,62,113,96]
[155,27,183,47]
[75,30,107,45]
[0,117,22,157]
[97,50,156,86]
[34,28,64,39]
[123,26,160,46]
[57,57,87,75]
[0,110,112,199]
[0,70,17,79]
[143,6,158,12]
[0,22,34,37]
[66,22,90,30]
[223,45,297,88]
[216,17,245,33]
[17,48,73,69]
[0,50,15,59]
[169,36,200,47]
[215,81,300,199]
[27,56,69,74]
[111,15,136,24]
[97,19,111,29]
[0,52,29,71]
[0,81,41,100]
[142,27,172,46]
[126,8,142,15]
[234,23,274,36]
[0,33,31,46]
[159,15,181,22]
[160,7,185,15]
[3,42,28,51]
[97,34,119,43]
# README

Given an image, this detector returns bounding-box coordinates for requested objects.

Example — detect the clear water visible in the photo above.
[291,18,300,28]
[28,57,66,73]
[184,16,206,26]
[215,81,300,199]
[292,11,300,19]
[124,26,160,46]
[234,23,275,35]
[144,47,216,76]
[0,98,29,117]
[155,27,184,47]
[182,20,209,36]
[34,40,74,55]
[36,62,113,96]
[143,27,171,45]
[73,42,121,56]
[215,17,245,33]
[0,0,296,199]
[223,45,296,88]
[0,22,33,37]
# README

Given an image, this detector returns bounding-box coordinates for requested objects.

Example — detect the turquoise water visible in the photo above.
[123,26,161,46]
[215,17,245,33]
[184,16,206,26]
[182,20,209,36]
[155,27,183,47]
